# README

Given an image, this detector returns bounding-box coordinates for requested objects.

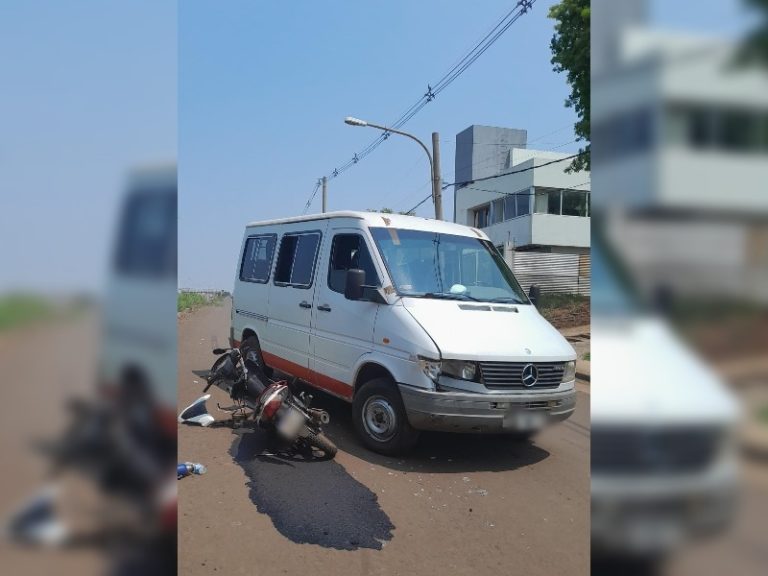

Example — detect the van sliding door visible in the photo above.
[265,223,327,377]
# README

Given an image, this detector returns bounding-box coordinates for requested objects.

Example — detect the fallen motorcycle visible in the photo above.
[201,339,337,459]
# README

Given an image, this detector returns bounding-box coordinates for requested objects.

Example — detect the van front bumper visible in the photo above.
[398,383,576,433]
[591,460,739,555]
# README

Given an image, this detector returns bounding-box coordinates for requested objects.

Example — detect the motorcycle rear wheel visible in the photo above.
[307,430,337,459]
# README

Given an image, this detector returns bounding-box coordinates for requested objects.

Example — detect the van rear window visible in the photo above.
[239,235,276,283]
[274,231,321,288]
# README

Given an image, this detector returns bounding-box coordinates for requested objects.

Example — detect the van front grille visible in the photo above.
[479,362,565,389]
[591,427,721,475]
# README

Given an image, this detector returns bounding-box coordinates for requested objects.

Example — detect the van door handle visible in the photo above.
[317,304,332,312]
[299,301,312,309]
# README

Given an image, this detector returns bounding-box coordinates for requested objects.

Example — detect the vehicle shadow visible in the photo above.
[229,428,394,551]
[294,383,552,474]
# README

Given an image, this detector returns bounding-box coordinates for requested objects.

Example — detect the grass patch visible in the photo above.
[535,292,590,330]
[537,292,590,310]
[0,294,54,332]
[178,291,225,312]
[759,405,768,424]
[582,352,590,361]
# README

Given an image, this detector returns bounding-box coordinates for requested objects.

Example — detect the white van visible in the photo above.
[101,165,177,410]
[231,211,577,454]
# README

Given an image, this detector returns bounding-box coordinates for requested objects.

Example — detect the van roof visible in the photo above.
[245,211,488,239]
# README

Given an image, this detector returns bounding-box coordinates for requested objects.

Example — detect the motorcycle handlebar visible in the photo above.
[212,347,230,355]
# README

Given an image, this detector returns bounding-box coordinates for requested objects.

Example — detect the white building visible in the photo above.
[453,125,591,294]
[592,1,768,303]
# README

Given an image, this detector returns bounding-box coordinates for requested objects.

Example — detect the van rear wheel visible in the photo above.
[353,378,419,455]
[240,335,274,379]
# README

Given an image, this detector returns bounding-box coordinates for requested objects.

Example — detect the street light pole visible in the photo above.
[344,116,443,220]
[431,132,443,221]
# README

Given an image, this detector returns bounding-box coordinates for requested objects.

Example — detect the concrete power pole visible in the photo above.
[432,132,443,220]
[321,176,327,213]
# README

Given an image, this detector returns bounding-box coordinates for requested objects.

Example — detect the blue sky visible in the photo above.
[0,1,176,293]
[0,1,753,292]
[180,0,757,290]
[179,0,581,289]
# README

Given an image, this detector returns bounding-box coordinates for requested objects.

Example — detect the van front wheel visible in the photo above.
[353,378,419,455]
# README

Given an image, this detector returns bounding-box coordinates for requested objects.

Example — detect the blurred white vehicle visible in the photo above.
[100,165,177,412]
[590,235,740,558]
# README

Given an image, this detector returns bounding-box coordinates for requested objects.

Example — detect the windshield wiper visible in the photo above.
[487,296,524,304]
[421,292,481,301]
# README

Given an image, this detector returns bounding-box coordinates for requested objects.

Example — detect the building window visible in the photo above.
[547,189,561,214]
[562,190,589,217]
[472,205,489,228]
[762,114,768,150]
[534,187,589,216]
[720,110,758,151]
[516,192,530,216]
[490,199,504,224]
[503,195,515,219]
[665,103,768,154]
[592,107,654,162]
[689,107,714,148]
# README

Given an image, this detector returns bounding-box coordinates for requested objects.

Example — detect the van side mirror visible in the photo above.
[345,268,365,300]
[528,284,541,307]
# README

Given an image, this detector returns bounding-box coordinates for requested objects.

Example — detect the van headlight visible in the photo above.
[441,360,478,382]
[562,361,576,382]
[418,357,442,383]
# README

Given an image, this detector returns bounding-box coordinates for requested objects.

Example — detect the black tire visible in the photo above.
[353,378,420,455]
[307,430,337,459]
[240,335,274,379]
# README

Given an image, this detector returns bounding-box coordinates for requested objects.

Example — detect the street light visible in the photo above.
[343,116,443,220]
[344,116,368,127]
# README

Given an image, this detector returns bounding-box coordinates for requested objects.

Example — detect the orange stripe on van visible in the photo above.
[262,351,353,401]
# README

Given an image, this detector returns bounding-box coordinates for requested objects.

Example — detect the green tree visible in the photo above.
[548,0,590,172]
[737,0,768,65]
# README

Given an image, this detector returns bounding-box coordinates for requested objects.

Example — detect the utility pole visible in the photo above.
[321,176,327,213]
[431,132,443,221]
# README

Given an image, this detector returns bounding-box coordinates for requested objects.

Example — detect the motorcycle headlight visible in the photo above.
[562,360,576,383]
[441,360,478,382]
[418,356,442,383]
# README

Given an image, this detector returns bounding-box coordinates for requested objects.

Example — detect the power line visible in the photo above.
[527,123,573,145]
[303,0,538,213]
[403,152,585,215]
[302,179,322,215]
[465,180,591,197]
[443,152,583,190]
[404,193,434,215]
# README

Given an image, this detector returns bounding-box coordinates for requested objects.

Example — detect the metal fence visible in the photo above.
[509,252,590,296]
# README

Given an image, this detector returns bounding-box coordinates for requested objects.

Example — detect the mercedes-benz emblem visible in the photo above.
[521,364,538,387]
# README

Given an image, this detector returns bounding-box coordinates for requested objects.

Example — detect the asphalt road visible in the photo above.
[178,300,590,576]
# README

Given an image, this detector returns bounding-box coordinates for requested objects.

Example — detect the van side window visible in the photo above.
[239,235,276,283]
[274,231,321,288]
[328,233,381,293]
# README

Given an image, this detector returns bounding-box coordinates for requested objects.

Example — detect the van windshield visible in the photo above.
[369,228,528,304]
